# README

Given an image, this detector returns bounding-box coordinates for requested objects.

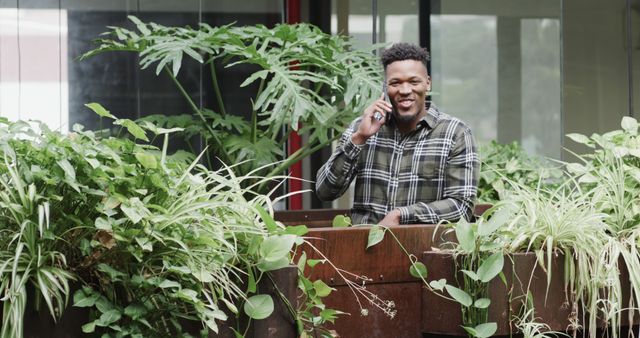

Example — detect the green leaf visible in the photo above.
[247,267,257,293]
[474,322,497,338]
[454,218,476,252]
[193,268,215,282]
[120,199,146,224]
[367,225,385,249]
[57,159,76,181]
[85,102,115,119]
[409,262,428,279]
[135,237,153,252]
[621,116,638,134]
[259,235,296,262]
[284,225,308,236]
[462,326,478,337]
[221,298,239,315]
[566,133,591,145]
[476,252,504,283]
[96,264,125,281]
[474,298,491,309]
[124,303,147,319]
[460,269,479,281]
[257,256,290,272]
[158,279,180,289]
[135,152,158,169]
[96,309,122,327]
[176,289,199,303]
[115,119,149,142]
[94,217,112,231]
[82,321,96,333]
[444,284,472,307]
[312,279,334,297]
[332,215,351,227]
[95,297,115,313]
[479,205,516,236]
[243,294,274,320]
[429,278,446,291]
[256,205,278,233]
[73,289,99,308]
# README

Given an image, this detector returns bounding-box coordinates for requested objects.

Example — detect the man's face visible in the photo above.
[385,60,431,124]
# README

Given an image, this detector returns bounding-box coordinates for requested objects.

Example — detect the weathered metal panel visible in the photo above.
[322,282,423,338]
[301,225,438,286]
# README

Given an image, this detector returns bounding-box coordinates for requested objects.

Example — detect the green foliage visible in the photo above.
[82,17,382,187]
[295,252,344,338]
[0,113,305,337]
[331,215,351,228]
[566,116,640,233]
[478,141,562,203]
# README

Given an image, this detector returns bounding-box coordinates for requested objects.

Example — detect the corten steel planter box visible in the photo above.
[18,266,298,338]
[421,251,638,337]
[300,223,441,338]
[274,205,492,338]
[422,251,570,336]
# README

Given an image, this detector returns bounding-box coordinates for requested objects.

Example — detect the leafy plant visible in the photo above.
[566,116,640,233]
[0,108,306,337]
[81,17,381,190]
[478,141,562,203]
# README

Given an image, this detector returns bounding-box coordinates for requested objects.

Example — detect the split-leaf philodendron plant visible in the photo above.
[81,17,382,192]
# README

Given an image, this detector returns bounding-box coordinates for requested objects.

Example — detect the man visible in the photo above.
[315,43,479,226]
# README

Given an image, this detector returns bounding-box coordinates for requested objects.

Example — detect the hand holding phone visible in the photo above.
[374,82,391,123]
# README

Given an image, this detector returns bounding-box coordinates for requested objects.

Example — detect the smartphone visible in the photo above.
[374,82,391,124]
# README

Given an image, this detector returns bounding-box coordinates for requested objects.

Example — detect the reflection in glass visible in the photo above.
[430,2,561,159]
[0,8,68,130]
[430,15,498,143]
[521,18,561,158]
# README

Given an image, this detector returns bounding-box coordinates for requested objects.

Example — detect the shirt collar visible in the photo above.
[417,102,439,130]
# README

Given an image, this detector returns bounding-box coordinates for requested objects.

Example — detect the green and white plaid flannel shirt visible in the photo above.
[316,103,480,225]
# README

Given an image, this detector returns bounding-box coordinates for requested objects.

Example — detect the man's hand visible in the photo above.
[351,95,393,145]
[379,209,401,226]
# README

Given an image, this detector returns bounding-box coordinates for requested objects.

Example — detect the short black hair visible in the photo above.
[380,43,430,72]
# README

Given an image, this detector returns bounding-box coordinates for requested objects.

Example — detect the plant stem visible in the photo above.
[164,67,231,165]
[251,78,267,144]
[209,60,226,117]
[383,226,456,302]
[265,137,335,180]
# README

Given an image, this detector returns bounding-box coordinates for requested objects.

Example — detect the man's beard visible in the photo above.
[393,109,420,123]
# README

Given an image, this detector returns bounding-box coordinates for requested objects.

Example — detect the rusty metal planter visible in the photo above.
[421,251,571,336]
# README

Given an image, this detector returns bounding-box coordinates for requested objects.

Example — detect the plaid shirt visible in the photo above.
[316,103,479,225]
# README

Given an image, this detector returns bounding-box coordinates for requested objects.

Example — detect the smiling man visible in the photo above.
[315,43,480,226]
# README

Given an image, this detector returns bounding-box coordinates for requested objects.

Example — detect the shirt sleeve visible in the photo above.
[397,126,480,224]
[315,119,363,201]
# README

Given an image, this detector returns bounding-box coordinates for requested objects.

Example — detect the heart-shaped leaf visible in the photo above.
[367,226,385,249]
[243,294,274,320]
[409,262,428,279]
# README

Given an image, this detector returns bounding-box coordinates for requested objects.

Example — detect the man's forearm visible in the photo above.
[396,197,475,224]
[315,133,363,201]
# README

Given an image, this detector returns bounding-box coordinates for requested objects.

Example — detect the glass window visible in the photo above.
[0,0,282,133]
[0,4,68,130]
[430,0,562,159]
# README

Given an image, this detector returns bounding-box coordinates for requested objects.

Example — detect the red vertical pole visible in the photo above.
[286,0,303,210]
